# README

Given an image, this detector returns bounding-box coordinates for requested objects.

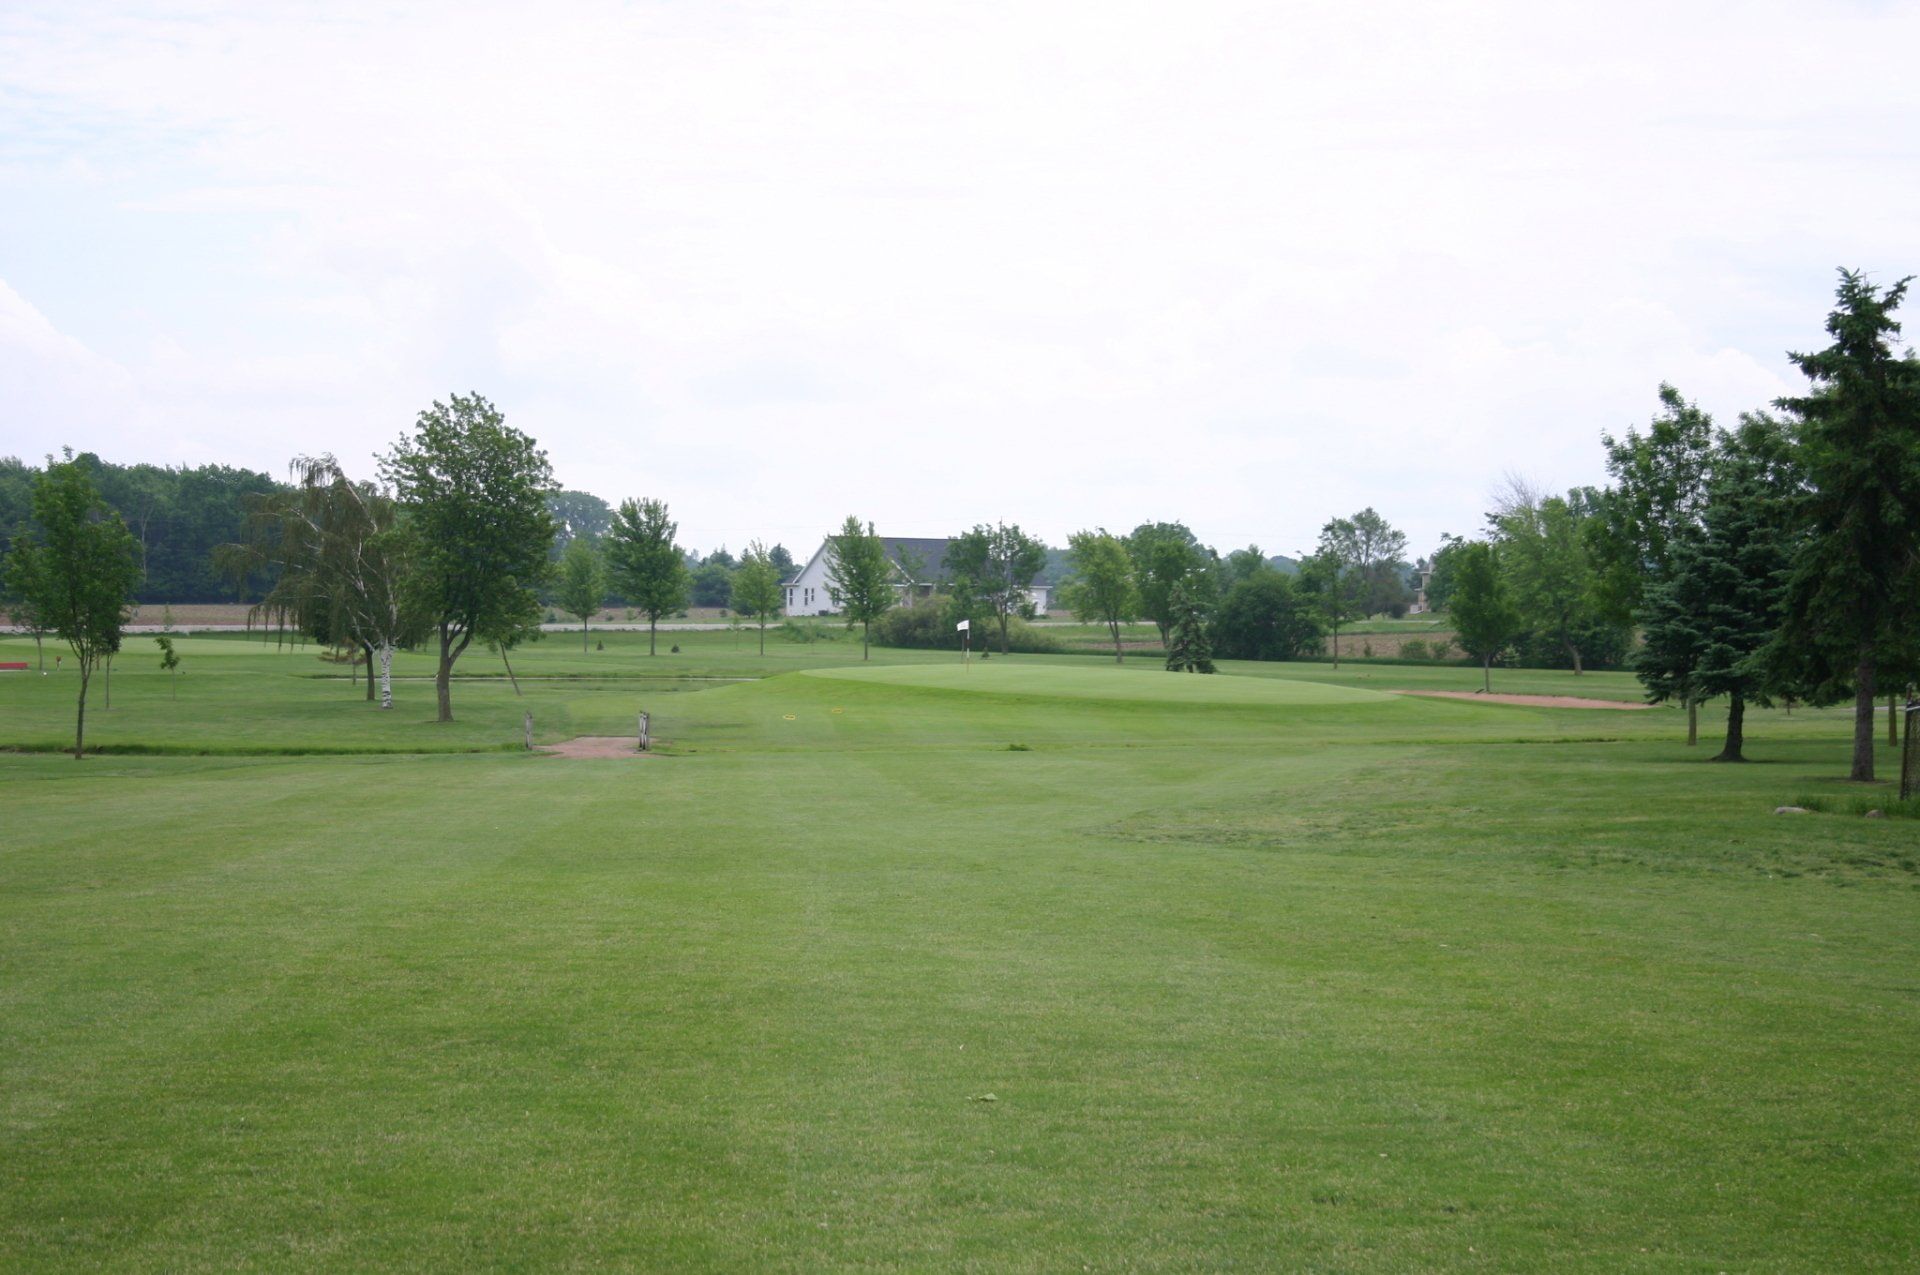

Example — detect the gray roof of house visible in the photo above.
[791,535,1069,587]
[879,537,957,581]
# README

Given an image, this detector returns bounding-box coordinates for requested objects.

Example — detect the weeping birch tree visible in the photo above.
[221,455,422,710]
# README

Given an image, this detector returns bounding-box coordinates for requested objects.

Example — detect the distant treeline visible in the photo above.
[0,453,281,604]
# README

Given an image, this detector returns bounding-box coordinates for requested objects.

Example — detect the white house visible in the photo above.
[783,536,1068,616]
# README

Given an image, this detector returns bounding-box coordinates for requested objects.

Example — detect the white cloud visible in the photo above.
[0,278,139,453]
[1,0,1917,555]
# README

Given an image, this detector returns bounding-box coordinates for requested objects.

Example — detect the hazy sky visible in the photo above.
[4,1,1918,560]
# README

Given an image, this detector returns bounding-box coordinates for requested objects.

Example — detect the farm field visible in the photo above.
[2,632,1916,1271]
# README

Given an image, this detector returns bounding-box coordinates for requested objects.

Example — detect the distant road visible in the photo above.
[5,619,1145,636]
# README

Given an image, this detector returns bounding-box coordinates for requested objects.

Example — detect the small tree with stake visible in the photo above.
[556,537,607,653]
[5,462,139,758]
[731,541,784,656]
[154,634,181,698]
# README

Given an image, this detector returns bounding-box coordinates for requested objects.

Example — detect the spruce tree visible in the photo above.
[1636,417,1797,761]
[1766,270,1920,781]
[1163,584,1216,673]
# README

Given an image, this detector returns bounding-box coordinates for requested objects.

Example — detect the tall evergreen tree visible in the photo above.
[1163,584,1216,673]
[1637,417,1798,761]
[1766,269,1920,781]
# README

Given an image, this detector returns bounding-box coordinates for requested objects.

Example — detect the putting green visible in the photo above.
[802,661,1393,706]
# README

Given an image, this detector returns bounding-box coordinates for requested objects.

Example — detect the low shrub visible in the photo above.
[778,618,840,643]
[873,604,1062,654]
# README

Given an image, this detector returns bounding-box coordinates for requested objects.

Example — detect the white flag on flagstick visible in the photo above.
[956,619,970,632]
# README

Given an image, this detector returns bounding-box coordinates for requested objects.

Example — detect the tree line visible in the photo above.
[1433,269,1920,778]
[0,453,280,603]
[7,269,1916,779]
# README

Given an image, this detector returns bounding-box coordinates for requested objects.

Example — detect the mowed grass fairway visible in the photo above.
[3,633,1917,1270]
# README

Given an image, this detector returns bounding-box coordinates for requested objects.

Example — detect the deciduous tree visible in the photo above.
[1212,568,1321,661]
[222,455,422,708]
[946,522,1048,655]
[1126,522,1213,643]
[547,490,614,557]
[1062,530,1137,663]
[380,394,555,721]
[556,537,607,652]
[1597,384,1718,738]
[689,559,734,608]
[5,462,140,758]
[606,498,689,656]
[1423,534,1466,613]
[154,634,181,698]
[1300,517,1369,667]
[824,517,893,660]
[1448,541,1520,693]
[1491,485,1609,674]
[731,541,784,656]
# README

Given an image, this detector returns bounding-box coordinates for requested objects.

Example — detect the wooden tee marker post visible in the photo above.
[638,711,651,752]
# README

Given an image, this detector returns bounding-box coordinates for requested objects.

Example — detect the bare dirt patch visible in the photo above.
[1394,690,1651,710]
[538,736,658,758]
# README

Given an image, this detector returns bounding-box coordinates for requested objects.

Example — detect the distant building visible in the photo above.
[783,536,1068,616]
[1408,559,1435,614]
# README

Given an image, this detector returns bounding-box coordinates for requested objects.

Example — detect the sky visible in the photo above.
[3,1,1919,562]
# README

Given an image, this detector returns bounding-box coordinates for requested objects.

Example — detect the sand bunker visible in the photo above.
[538,736,658,758]
[1394,690,1651,710]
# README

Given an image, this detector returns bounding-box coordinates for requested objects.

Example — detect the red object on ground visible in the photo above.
[0,662,28,671]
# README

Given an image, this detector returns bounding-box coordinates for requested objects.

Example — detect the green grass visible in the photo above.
[3,636,1916,1270]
